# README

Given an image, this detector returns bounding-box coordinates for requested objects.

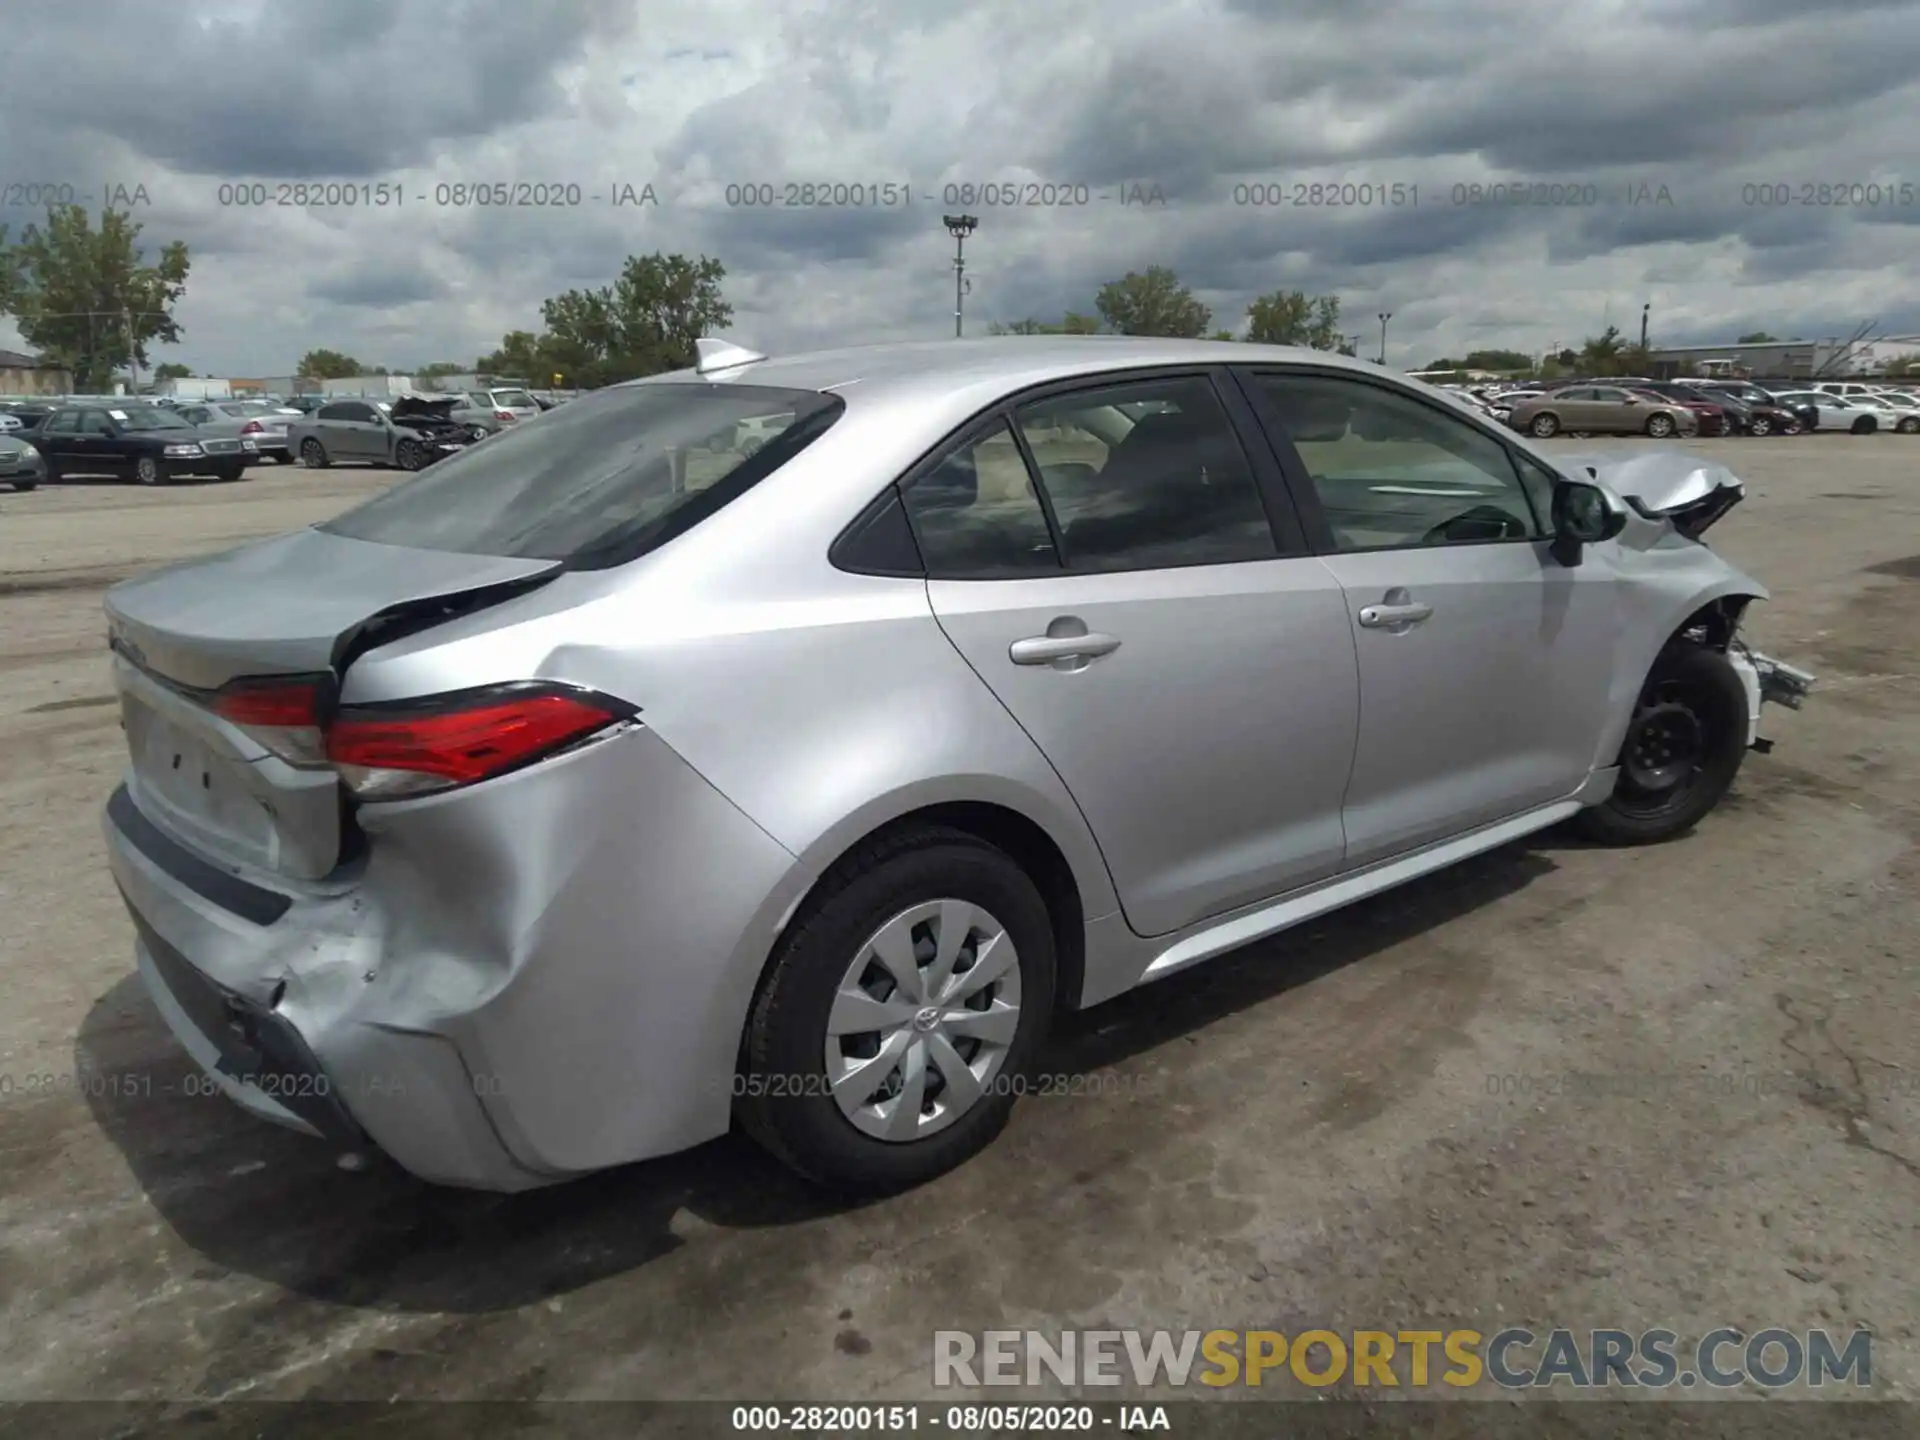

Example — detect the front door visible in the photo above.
[910,371,1360,938]
[1238,367,1618,867]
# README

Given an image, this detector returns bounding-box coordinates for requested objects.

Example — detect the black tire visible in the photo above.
[217,461,245,481]
[395,438,425,471]
[1851,416,1876,435]
[134,455,168,487]
[737,825,1057,1194]
[1574,644,1750,845]
[1529,413,1560,438]
[11,479,36,492]
[272,452,293,465]
[300,437,330,468]
[1645,412,1676,438]
[1898,416,1920,435]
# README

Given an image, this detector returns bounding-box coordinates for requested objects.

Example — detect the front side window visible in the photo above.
[116,407,192,431]
[901,420,1059,579]
[1013,377,1275,572]
[1250,372,1545,550]
[322,382,843,567]
[79,411,116,435]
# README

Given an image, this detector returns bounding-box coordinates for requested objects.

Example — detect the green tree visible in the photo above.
[987,312,1103,336]
[1095,267,1210,337]
[298,348,364,379]
[1244,290,1342,349]
[1461,349,1533,372]
[414,361,468,379]
[1210,329,1236,341]
[1578,325,1626,375]
[152,362,193,380]
[1,205,190,391]
[988,318,1051,335]
[525,252,731,387]
[476,329,552,379]
[1737,331,1779,344]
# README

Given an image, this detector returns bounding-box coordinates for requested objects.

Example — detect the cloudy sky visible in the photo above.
[5,0,1920,376]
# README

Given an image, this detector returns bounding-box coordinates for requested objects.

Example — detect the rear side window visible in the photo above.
[902,420,1060,578]
[321,382,844,568]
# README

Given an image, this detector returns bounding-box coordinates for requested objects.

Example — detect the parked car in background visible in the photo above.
[2,404,57,433]
[1767,391,1881,434]
[0,410,22,433]
[97,335,1815,1194]
[1840,394,1920,433]
[1812,382,1889,400]
[0,431,45,490]
[171,400,300,464]
[1631,383,1731,436]
[449,387,542,434]
[1691,382,1809,435]
[282,396,328,415]
[1508,385,1699,438]
[33,401,256,484]
[287,396,481,470]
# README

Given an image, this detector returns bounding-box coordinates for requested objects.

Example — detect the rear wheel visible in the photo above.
[738,825,1056,1194]
[300,438,330,468]
[134,455,168,486]
[1646,412,1676,438]
[1529,413,1560,438]
[1575,645,1749,845]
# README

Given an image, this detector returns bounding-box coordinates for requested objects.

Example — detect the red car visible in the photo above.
[1632,387,1726,436]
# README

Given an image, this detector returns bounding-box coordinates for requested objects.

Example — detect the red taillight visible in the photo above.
[325,684,635,799]
[241,420,265,435]
[211,675,329,765]
[495,410,515,421]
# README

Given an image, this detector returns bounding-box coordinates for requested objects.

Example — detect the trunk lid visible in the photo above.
[106,527,562,882]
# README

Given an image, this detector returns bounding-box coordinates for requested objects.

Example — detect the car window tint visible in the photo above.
[1253,372,1545,550]
[1013,377,1274,572]
[80,411,115,435]
[901,421,1059,578]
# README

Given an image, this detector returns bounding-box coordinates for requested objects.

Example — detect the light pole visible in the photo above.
[1377,312,1393,365]
[1640,302,1650,351]
[943,214,978,337]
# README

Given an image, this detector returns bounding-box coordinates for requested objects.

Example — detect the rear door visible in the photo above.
[1236,366,1618,867]
[36,408,86,471]
[915,368,1359,938]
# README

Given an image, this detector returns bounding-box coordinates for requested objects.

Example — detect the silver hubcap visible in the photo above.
[825,899,1021,1143]
[138,459,157,483]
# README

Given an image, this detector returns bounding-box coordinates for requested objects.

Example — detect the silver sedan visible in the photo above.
[99,337,1813,1195]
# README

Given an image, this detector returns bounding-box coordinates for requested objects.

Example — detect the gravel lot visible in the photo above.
[0,442,1914,1414]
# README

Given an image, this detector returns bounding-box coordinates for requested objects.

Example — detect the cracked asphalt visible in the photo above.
[0,441,1913,1420]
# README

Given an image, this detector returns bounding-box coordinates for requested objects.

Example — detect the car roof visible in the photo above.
[625,336,1396,413]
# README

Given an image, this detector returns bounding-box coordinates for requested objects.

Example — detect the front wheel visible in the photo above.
[11,479,36,492]
[1646,413,1676,438]
[1574,644,1750,845]
[300,438,330,468]
[737,826,1057,1194]
[216,461,245,481]
[1749,416,1772,436]
[1851,417,1877,435]
[134,455,168,486]
[1898,416,1920,435]
[395,438,425,471]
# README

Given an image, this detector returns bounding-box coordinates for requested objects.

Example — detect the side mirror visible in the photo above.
[1550,479,1626,566]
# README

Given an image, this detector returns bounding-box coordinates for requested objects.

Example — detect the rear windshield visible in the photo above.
[320,382,843,568]
[491,389,538,408]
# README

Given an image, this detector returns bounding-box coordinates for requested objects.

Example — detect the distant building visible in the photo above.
[319,374,419,397]
[0,348,74,396]
[1647,335,1920,381]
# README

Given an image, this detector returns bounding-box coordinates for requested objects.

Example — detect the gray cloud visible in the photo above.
[5,0,1920,374]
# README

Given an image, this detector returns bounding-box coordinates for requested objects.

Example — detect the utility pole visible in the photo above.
[943,214,977,337]
[1377,312,1393,365]
[1640,302,1650,351]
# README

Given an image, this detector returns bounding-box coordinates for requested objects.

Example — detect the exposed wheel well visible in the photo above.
[773,802,1088,1018]
[1671,595,1755,652]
